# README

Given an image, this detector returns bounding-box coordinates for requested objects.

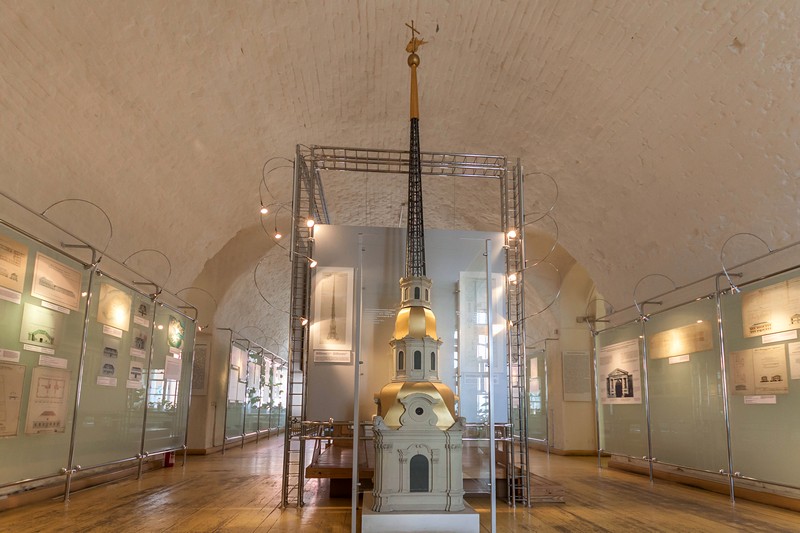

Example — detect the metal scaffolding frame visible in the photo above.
[501,160,531,506]
[281,144,529,507]
[281,148,329,507]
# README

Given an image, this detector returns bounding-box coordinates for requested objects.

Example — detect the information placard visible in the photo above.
[562,351,591,402]
[313,350,352,363]
[598,339,641,404]
[25,366,71,434]
[30,253,82,311]
[741,277,800,338]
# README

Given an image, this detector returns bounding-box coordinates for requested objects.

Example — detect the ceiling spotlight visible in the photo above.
[260,204,269,215]
[507,229,517,239]
[306,218,315,228]
[300,316,309,326]
[274,231,282,239]
[157,324,164,330]
[309,259,318,268]
[508,273,518,283]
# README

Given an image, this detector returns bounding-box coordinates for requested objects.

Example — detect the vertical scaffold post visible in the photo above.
[503,159,530,506]
[281,148,313,507]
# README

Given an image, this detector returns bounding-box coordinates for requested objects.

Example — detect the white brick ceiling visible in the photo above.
[2,1,799,312]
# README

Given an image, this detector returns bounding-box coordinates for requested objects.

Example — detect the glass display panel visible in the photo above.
[273,362,287,431]
[143,303,195,454]
[225,343,247,440]
[0,224,90,485]
[258,359,274,433]
[721,266,800,488]
[243,351,261,435]
[527,350,547,441]
[644,298,727,472]
[595,321,647,457]
[457,238,505,497]
[72,277,154,468]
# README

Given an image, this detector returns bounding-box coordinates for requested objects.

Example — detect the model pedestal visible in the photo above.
[361,493,479,533]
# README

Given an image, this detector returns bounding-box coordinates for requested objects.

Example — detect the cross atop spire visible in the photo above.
[405,20,426,54]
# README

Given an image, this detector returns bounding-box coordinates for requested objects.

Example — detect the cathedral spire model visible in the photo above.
[370,21,465,514]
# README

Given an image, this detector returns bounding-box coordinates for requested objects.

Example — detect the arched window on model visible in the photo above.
[410,454,429,492]
[430,352,436,370]
[425,288,429,300]
[398,350,404,370]
[414,287,420,299]
[414,350,422,369]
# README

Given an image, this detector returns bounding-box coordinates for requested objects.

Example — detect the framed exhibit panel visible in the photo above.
[310,266,354,363]
[261,361,283,432]
[143,302,195,455]
[244,354,261,435]
[721,266,800,489]
[740,276,800,339]
[225,343,248,439]
[595,322,647,458]
[29,252,82,312]
[0,223,89,486]
[191,343,210,396]
[0,232,28,298]
[0,362,25,437]
[526,352,547,441]
[271,362,287,431]
[562,351,592,403]
[71,277,155,469]
[644,297,727,473]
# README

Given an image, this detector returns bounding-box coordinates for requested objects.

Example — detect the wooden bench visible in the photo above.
[305,421,374,497]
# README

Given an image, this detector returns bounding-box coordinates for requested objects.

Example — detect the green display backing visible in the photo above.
[0,224,88,485]
[721,267,800,487]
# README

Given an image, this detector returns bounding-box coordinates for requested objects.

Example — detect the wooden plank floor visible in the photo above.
[1,436,798,532]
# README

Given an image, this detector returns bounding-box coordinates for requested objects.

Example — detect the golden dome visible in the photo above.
[393,306,437,339]
[376,381,456,430]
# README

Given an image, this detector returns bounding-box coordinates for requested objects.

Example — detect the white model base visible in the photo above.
[361,493,480,533]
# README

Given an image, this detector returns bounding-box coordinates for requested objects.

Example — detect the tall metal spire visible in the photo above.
[405,21,426,278]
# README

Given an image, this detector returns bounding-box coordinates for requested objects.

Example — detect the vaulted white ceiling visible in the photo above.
[2,1,798,327]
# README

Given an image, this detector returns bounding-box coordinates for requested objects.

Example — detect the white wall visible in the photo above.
[538,262,598,453]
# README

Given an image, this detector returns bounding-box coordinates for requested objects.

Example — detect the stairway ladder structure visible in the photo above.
[281,147,329,508]
[501,160,531,506]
